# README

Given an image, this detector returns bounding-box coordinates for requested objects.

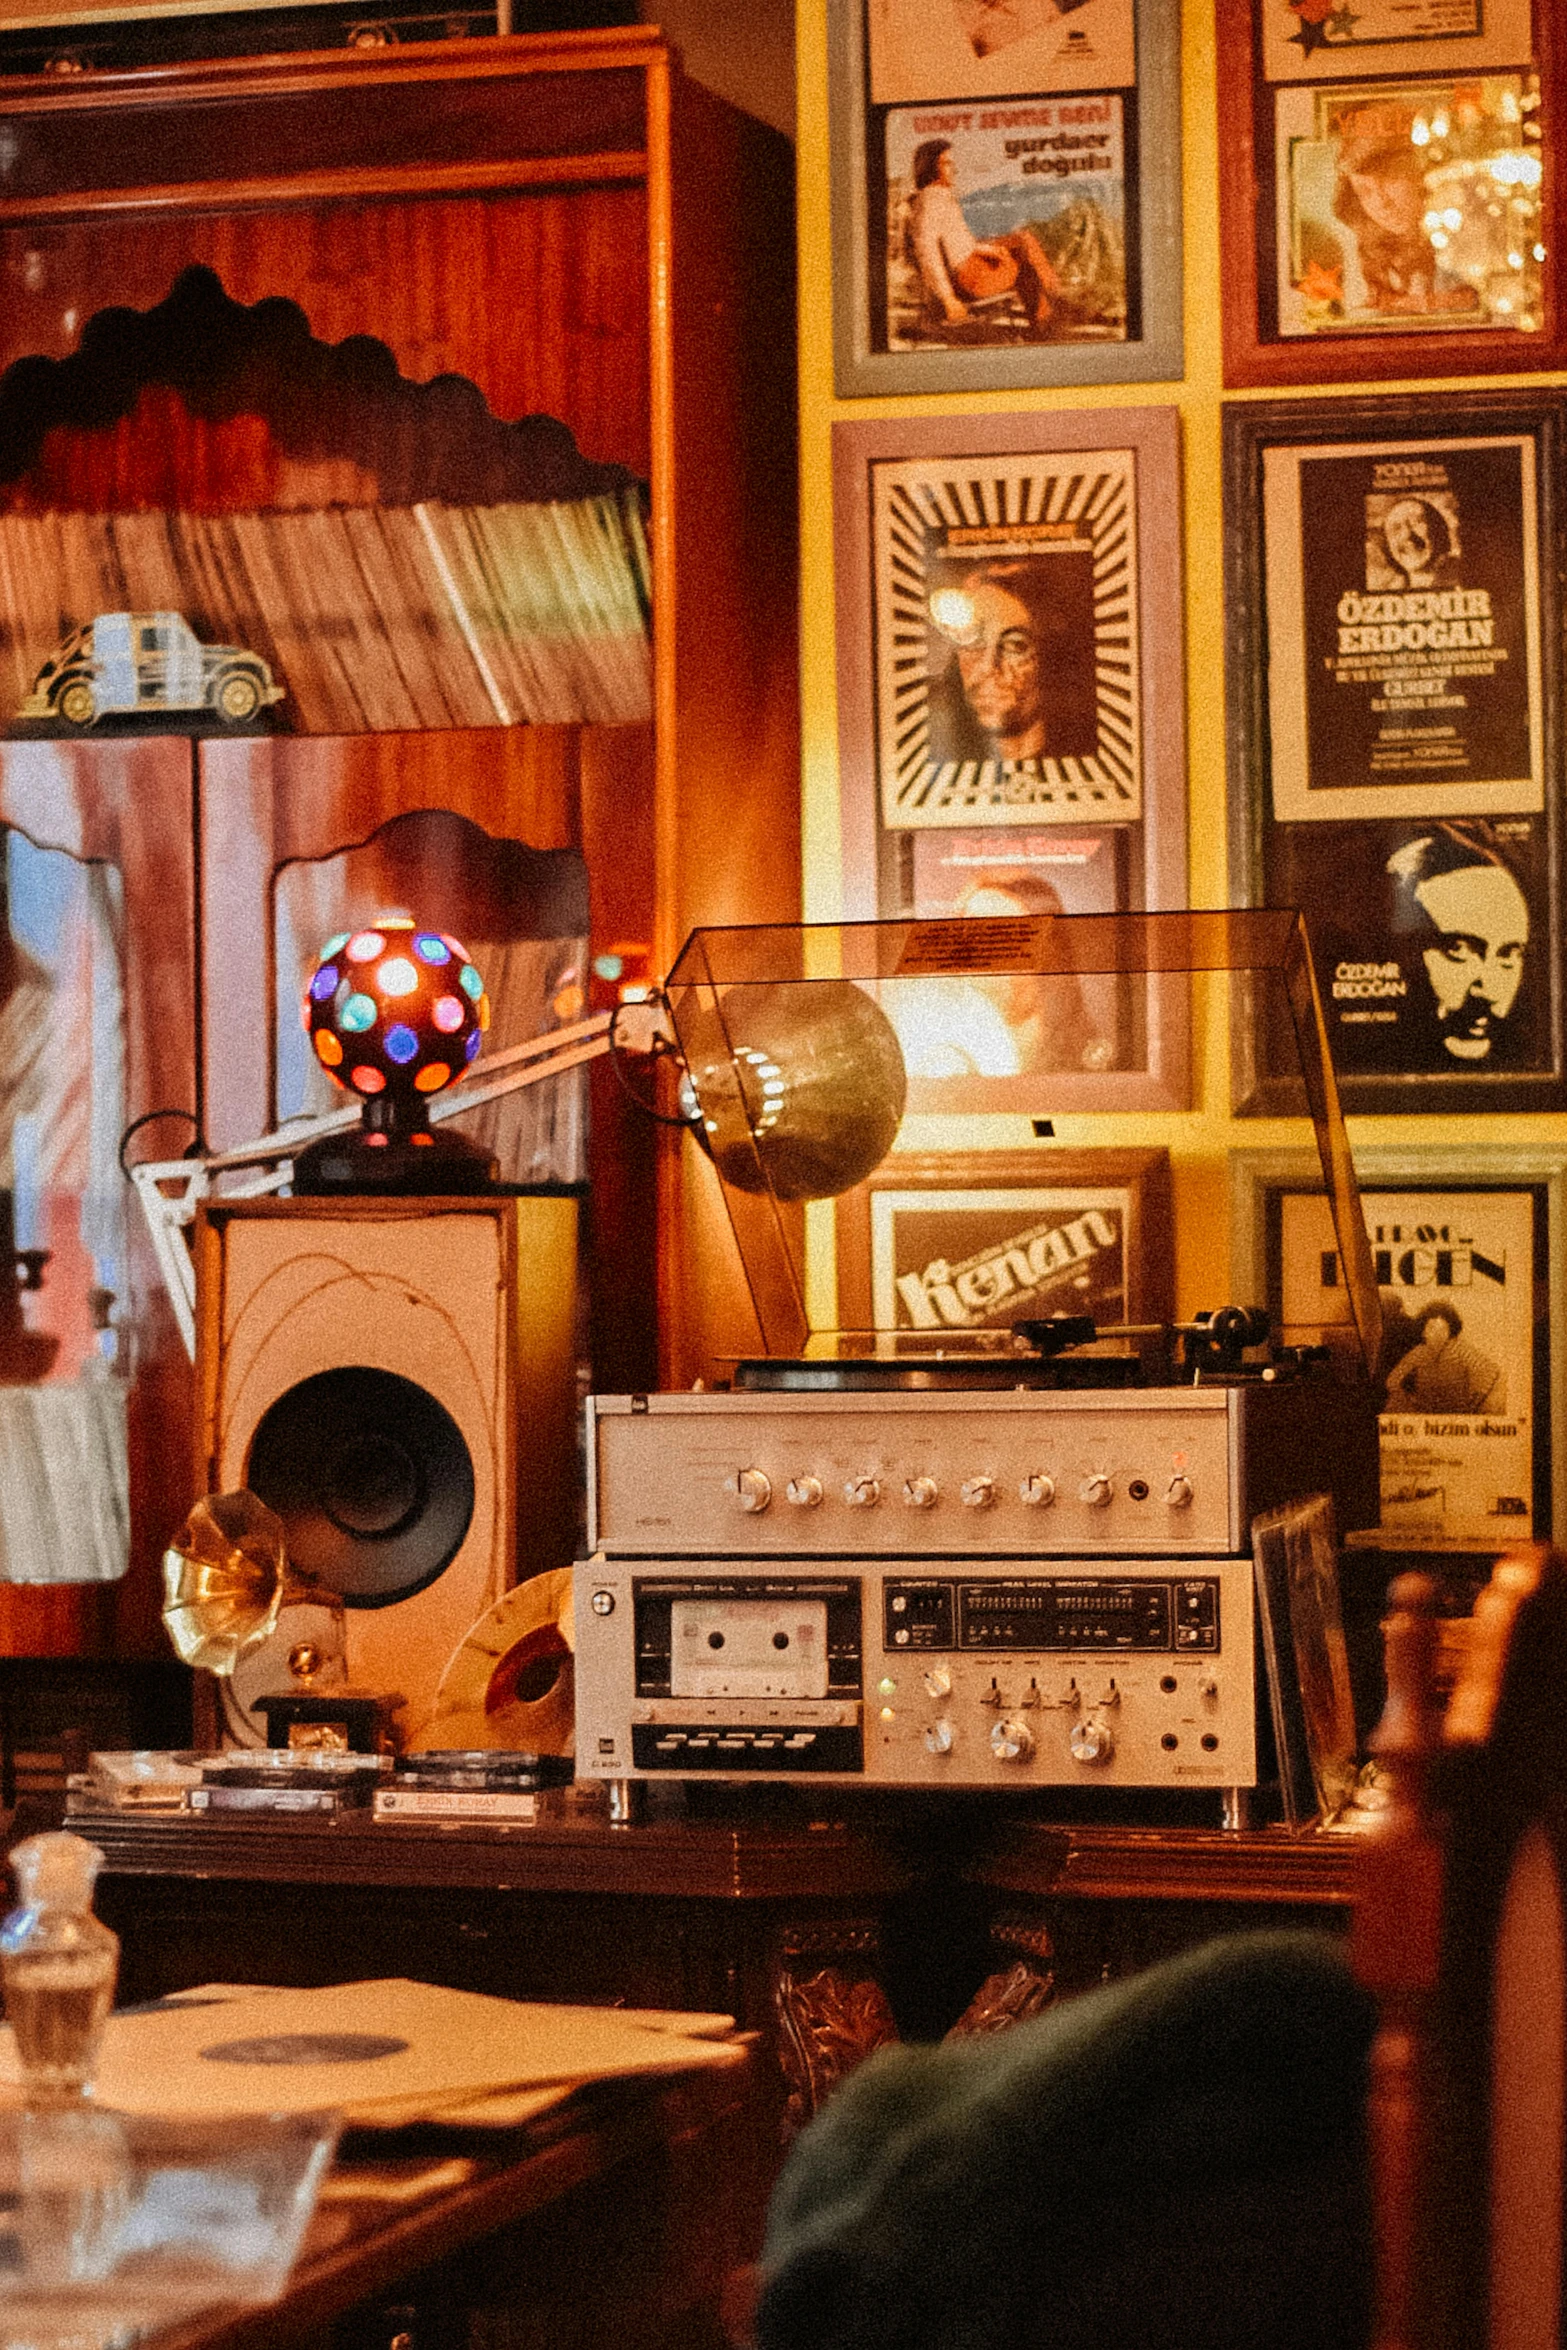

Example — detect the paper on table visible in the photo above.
[0,1979,741,2123]
[160,1986,738,2041]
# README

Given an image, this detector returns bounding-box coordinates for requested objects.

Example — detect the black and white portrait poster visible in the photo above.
[1272,813,1548,1083]
[1279,1186,1539,1546]
[871,446,1140,831]
[1263,435,1543,822]
[871,1184,1133,1332]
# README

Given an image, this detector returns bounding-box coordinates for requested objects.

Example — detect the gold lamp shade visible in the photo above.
[161,1489,328,1678]
[680,981,907,1202]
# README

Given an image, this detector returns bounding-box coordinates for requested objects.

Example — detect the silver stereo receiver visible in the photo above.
[582,1383,1371,1561]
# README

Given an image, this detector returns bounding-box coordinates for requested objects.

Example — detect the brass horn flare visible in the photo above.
[161,1489,329,1678]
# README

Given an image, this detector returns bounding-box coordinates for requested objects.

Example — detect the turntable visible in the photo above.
[573,910,1384,1810]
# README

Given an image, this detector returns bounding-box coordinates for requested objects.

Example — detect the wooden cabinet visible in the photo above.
[0,31,799,1649]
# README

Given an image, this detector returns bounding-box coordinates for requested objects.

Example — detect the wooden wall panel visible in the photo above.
[0,184,652,478]
[655,72,800,1383]
[199,726,582,1151]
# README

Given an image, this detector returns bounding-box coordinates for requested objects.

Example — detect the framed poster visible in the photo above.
[1224,391,1567,1116]
[834,408,1187,1111]
[1231,1147,1565,1549]
[835,1147,1172,1338]
[1217,0,1566,386]
[827,0,1183,396]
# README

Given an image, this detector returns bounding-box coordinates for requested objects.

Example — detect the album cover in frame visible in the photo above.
[1217,0,1567,386]
[827,0,1183,397]
[1231,1145,1565,1550]
[1251,1491,1360,1828]
[834,1146,1172,1340]
[834,407,1188,1113]
[1224,390,1567,1117]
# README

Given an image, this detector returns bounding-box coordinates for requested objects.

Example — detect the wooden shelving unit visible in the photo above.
[0,29,799,1648]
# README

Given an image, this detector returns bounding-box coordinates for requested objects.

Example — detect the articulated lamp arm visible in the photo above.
[129,999,669,1360]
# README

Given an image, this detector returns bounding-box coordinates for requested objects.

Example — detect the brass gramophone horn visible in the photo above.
[161,1488,338,1678]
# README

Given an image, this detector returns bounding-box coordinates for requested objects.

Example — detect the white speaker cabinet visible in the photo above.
[193,1195,577,1747]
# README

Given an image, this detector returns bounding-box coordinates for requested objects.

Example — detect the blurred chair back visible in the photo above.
[1355,1553,1567,2350]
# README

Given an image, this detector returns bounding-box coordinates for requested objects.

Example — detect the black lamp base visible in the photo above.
[293,1106,498,1196]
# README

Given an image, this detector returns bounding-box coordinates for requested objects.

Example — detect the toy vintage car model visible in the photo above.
[19,612,284,726]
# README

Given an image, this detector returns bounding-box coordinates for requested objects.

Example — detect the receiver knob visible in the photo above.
[922,1666,952,1700]
[785,1476,823,1508]
[960,1476,996,1510]
[1069,1714,1116,1766]
[924,1719,955,1756]
[1165,1475,1194,1509]
[1079,1474,1113,1508]
[1019,1474,1056,1508]
[726,1468,772,1514]
[844,1476,881,1508]
[902,1476,939,1510]
[990,1718,1034,1764]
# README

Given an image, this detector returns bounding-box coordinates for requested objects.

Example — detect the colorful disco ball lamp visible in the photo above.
[292,915,497,1195]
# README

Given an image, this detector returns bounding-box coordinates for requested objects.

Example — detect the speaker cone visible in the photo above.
[246,1367,475,1608]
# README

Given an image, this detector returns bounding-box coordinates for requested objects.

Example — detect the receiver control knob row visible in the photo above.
[960,1476,996,1510]
[990,1718,1034,1765]
[1079,1474,1113,1509]
[922,1666,952,1700]
[785,1476,823,1508]
[903,1476,938,1509]
[1165,1475,1194,1509]
[844,1476,881,1508]
[1019,1475,1055,1508]
[924,1719,955,1756]
[725,1468,772,1514]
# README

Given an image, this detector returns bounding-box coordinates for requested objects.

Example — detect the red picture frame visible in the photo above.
[1217,0,1567,387]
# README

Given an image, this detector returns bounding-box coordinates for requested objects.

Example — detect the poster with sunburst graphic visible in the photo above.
[870,446,1140,832]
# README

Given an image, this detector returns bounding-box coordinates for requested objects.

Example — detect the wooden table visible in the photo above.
[137,2056,767,2350]
[78,1801,1362,2095]
[967,1818,1358,1995]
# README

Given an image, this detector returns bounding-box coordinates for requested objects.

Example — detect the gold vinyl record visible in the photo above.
[411,1568,575,1756]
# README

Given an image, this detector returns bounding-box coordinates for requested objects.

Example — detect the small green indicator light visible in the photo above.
[878,1676,898,1696]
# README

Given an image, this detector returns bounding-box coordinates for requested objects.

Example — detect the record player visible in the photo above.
[573,910,1384,1809]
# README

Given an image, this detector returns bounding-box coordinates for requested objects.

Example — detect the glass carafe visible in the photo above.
[0,1831,119,2105]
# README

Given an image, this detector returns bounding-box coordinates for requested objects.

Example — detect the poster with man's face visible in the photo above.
[871,446,1141,830]
[1278,1187,1539,1546]
[1263,435,1543,823]
[1270,813,1549,1084]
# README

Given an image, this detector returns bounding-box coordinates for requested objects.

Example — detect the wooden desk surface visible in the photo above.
[138,2055,767,2350]
[80,1807,918,1902]
[83,1807,1356,1907]
[969,1820,1359,1906]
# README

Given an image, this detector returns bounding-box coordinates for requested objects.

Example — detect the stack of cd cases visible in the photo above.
[373,1751,574,1823]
